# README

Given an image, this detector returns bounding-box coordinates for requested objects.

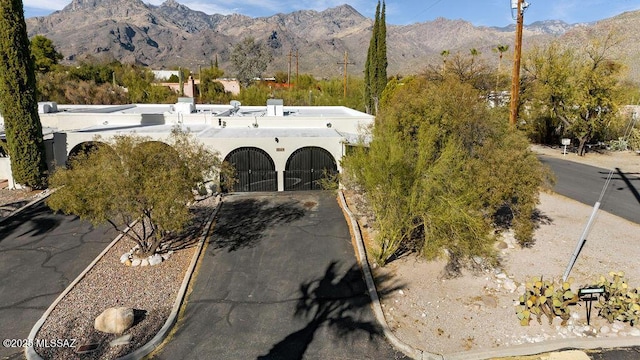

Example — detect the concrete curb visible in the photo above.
[24,194,223,360]
[0,189,54,225]
[25,219,139,360]
[337,190,443,360]
[444,336,640,360]
[337,192,640,360]
[116,194,222,360]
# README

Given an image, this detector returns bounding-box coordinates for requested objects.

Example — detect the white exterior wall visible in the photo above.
[202,136,344,191]
[0,158,15,189]
[65,130,345,192]
[4,103,371,192]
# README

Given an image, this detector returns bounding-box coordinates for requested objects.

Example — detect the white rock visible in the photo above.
[629,328,640,336]
[131,258,141,267]
[148,254,163,266]
[140,258,149,267]
[503,279,517,292]
[612,322,625,332]
[398,290,404,295]
[161,252,172,261]
[109,334,132,347]
[600,325,610,334]
[120,253,131,263]
[571,312,581,319]
[94,307,134,334]
[495,273,507,279]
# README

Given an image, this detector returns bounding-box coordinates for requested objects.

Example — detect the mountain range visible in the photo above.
[25,0,640,82]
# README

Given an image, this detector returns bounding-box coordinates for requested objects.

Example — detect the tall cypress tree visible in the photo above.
[364,1,388,115]
[376,2,388,100]
[364,2,380,114]
[0,0,47,188]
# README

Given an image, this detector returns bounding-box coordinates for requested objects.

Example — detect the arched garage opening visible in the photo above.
[67,141,112,167]
[284,147,337,191]
[223,147,277,192]
[132,140,182,173]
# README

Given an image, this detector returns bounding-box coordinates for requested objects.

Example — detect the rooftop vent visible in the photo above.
[266,99,284,116]
[175,97,195,114]
[38,102,58,114]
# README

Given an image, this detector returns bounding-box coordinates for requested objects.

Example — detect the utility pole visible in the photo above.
[287,49,299,88]
[337,50,355,98]
[287,49,292,87]
[509,0,528,126]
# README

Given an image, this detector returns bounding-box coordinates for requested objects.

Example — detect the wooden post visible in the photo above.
[509,0,525,126]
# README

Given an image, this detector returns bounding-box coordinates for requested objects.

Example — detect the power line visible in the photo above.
[410,0,446,22]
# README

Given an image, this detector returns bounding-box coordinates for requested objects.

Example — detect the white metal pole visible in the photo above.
[562,201,601,282]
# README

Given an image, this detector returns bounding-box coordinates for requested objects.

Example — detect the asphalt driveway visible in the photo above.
[153,191,406,360]
[0,200,116,359]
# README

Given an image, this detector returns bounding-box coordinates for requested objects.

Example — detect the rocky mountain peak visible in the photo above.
[161,0,186,10]
[24,2,640,82]
[321,4,365,19]
[63,0,147,13]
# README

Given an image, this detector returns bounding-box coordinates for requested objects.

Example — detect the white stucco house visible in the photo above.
[0,99,373,191]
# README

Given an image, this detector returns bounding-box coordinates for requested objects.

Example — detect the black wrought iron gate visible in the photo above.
[224,147,277,192]
[284,147,338,191]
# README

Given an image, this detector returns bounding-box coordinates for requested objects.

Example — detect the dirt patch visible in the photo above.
[345,147,640,356]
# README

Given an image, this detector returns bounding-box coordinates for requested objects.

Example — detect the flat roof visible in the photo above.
[198,127,343,138]
[51,103,370,118]
[71,124,347,139]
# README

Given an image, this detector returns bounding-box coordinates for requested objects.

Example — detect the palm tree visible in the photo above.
[493,44,510,92]
[440,50,450,74]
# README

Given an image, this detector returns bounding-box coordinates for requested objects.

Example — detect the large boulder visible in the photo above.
[94,307,135,334]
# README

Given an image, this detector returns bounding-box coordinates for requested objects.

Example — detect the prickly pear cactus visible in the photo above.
[516,276,578,326]
[595,271,640,326]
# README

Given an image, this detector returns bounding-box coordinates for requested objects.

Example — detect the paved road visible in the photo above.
[588,346,640,359]
[0,200,116,359]
[539,156,640,224]
[153,191,406,360]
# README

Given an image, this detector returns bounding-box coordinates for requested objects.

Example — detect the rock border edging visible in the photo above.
[25,194,223,360]
[338,190,640,360]
[25,217,139,359]
[115,194,222,360]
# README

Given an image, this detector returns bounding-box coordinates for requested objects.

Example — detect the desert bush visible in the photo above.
[343,75,551,267]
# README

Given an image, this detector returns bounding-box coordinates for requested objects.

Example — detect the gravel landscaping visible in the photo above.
[30,196,218,360]
[346,146,640,356]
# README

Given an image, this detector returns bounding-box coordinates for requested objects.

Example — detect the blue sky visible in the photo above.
[23,0,640,27]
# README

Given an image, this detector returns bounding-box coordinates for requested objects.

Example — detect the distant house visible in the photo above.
[152,70,180,81]
[157,76,241,97]
[0,100,372,191]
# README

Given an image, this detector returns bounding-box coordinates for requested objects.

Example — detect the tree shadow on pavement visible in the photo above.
[161,205,215,252]
[211,198,305,252]
[258,261,405,360]
[613,168,640,205]
[0,201,62,243]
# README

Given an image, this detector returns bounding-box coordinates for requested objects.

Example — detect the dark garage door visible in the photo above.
[224,147,277,192]
[284,147,338,191]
